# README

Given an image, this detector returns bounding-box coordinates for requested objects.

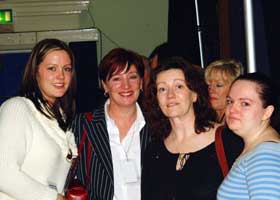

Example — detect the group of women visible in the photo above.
[0,38,279,200]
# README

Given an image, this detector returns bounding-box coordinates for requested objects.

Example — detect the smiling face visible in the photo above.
[36,50,73,105]
[102,64,142,109]
[225,80,273,137]
[156,69,197,119]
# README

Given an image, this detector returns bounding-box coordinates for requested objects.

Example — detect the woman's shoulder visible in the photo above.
[249,142,280,157]
[0,97,36,128]
[73,106,104,124]
[145,139,166,155]
[238,142,280,173]
[237,142,280,166]
[0,96,33,113]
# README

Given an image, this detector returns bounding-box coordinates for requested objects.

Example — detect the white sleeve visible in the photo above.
[0,98,58,200]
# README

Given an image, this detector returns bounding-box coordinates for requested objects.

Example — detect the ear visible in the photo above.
[192,91,198,103]
[262,105,274,121]
[140,79,143,91]
[101,80,108,93]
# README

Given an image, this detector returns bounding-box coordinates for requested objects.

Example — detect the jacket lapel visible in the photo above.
[84,107,151,191]
[85,108,114,183]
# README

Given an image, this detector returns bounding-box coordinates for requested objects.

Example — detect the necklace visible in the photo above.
[176,153,190,171]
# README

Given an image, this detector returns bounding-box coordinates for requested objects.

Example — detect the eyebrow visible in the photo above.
[239,98,254,102]
[157,78,185,84]
[227,95,254,102]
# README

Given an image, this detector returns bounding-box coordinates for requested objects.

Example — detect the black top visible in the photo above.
[141,127,243,200]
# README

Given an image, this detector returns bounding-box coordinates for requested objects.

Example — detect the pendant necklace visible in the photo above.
[176,153,190,171]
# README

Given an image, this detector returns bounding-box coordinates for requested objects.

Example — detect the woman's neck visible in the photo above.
[107,103,137,121]
[107,103,137,141]
[216,109,225,123]
[165,122,215,154]
[242,125,280,155]
[169,115,196,139]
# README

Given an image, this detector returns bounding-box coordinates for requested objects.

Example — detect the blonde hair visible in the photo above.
[205,58,244,84]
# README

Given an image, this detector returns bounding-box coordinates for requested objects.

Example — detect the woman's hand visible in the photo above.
[56,194,65,200]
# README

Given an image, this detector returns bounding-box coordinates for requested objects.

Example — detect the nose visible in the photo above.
[122,77,130,88]
[227,102,238,114]
[167,88,175,98]
[56,68,65,79]
[208,84,215,94]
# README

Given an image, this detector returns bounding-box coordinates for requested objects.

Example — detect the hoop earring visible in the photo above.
[104,92,109,98]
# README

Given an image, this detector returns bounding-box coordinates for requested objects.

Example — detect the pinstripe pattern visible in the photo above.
[217,142,280,200]
[72,107,151,200]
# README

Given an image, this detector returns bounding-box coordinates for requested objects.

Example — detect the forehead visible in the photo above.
[156,69,185,83]
[43,50,70,60]
[207,70,229,83]
[112,64,138,75]
[229,80,260,99]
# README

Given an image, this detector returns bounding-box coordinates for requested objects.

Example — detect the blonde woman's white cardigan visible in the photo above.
[0,97,77,200]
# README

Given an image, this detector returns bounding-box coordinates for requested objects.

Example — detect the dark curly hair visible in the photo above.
[144,56,217,140]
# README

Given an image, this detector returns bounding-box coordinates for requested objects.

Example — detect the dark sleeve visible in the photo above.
[222,127,244,167]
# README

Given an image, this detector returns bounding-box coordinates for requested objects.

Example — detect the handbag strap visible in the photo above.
[70,112,93,186]
[215,125,229,177]
[84,112,92,187]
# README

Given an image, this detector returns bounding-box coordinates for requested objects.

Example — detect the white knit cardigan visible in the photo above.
[0,97,77,200]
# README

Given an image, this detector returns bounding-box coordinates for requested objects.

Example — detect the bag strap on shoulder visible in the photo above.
[80,112,93,187]
[66,112,93,188]
[72,112,93,188]
[215,125,229,177]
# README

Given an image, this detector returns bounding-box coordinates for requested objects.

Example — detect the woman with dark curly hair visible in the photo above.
[141,57,243,200]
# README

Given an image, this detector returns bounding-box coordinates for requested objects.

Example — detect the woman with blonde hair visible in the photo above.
[205,58,243,123]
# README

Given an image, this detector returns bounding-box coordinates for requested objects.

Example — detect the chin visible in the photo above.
[227,122,240,132]
[119,101,137,107]
[52,94,66,99]
[211,104,219,110]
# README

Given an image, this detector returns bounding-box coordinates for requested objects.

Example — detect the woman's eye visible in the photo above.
[47,66,56,71]
[111,77,121,81]
[129,75,139,80]
[216,83,224,87]
[176,84,185,89]
[241,102,250,107]
[157,87,166,93]
[64,66,73,72]
[226,99,233,105]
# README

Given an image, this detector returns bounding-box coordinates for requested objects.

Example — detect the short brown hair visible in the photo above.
[99,48,144,81]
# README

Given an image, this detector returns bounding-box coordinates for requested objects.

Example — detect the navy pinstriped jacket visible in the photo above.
[72,107,151,200]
